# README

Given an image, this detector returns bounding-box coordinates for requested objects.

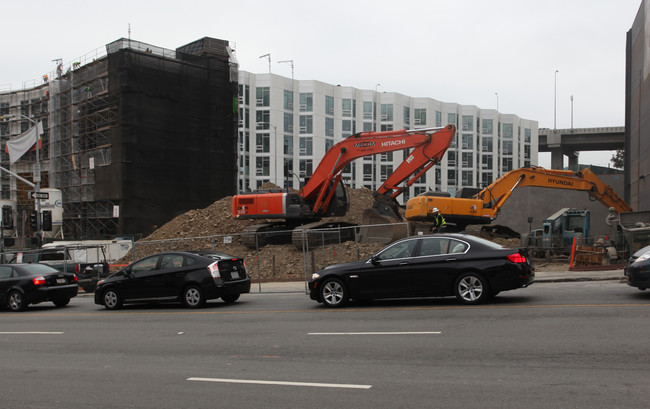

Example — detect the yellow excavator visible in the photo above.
[405,166,632,231]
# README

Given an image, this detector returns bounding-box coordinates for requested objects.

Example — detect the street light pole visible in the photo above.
[554,70,559,129]
[1,113,42,245]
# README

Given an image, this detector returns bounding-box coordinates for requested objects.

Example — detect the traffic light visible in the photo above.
[42,210,52,231]
[1,205,13,229]
[29,211,38,231]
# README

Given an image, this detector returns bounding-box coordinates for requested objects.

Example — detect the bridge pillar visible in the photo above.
[550,148,564,169]
[566,151,579,169]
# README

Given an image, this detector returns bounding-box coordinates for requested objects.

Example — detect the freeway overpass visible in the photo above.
[538,127,624,169]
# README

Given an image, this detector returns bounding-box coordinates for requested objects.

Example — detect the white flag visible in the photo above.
[7,121,42,164]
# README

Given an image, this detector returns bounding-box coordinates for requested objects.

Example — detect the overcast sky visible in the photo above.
[2,0,642,167]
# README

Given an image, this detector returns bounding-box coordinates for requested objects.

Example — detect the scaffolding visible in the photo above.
[49,56,119,239]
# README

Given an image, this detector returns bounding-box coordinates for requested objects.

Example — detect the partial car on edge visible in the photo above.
[624,245,650,291]
[0,263,78,312]
[94,251,250,310]
[309,233,534,308]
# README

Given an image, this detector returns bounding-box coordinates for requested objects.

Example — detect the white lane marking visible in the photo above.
[0,332,64,335]
[308,331,441,335]
[187,377,372,389]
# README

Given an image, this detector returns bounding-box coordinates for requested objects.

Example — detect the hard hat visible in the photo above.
[432,207,439,213]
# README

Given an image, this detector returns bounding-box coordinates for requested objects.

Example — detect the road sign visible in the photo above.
[29,191,49,200]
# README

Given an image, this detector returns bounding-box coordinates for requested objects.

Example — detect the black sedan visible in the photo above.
[309,233,534,307]
[0,263,78,312]
[624,246,650,291]
[94,251,250,310]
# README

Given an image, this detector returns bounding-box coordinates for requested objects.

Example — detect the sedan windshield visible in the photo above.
[18,264,60,275]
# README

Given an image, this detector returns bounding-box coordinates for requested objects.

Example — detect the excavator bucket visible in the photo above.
[358,208,408,244]
[358,193,409,244]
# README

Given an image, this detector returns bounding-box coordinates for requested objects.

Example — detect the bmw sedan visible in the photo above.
[94,251,250,310]
[309,233,534,307]
[624,246,650,291]
[0,263,78,312]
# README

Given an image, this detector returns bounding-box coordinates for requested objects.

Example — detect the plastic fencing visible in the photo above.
[130,222,410,294]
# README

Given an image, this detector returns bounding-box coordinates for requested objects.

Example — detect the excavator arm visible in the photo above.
[233,125,455,221]
[405,166,632,229]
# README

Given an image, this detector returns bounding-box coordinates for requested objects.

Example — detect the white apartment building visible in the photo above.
[237,71,538,203]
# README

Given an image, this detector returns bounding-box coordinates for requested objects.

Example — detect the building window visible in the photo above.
[363,163,373,181]
[462,170,473,187]
[342,99,353,117]
[481,172,493,187]
[481,155,492,170]
[342,120,354,137]
[462,115,473,132]
[326,96,334,115]
[503,123,513,138]
[363,101,373,119]
[403,107,410,125]
[447,113,456,126]
[284,135,293,155]
[415,109,426,126]
[284,158,294,188]
[482,119,493,134]
[256,87,270,107]
[502,157,513,172]
[447,151,456,167]
[524,128,531,143]
[380,165,393,182]
[462,152,473,168]
[435,111,442,127]
[524,144,530,159]
[363,122,373,132]
[380,124,393,132]
[284,90,293,110]
[481,137,493,152]
[326,117,334,137]
[256,111,270,128]
[299,137,313,156]
[502,140,513,155]
[299,115,313,134]
[447,169,457,186]
[299,159,313,178]
[461,134,473,150]
[380,151,393,162]
[325,138,334,152]
[256,133,270,153]
[283,113,293,133]
[381,104,393,121]
[300,93,313,112]
[256,157,270,176]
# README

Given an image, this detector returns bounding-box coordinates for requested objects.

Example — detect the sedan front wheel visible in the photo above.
[454,272,489,305]
[183,285,205,308]
[320,278,349,308]
[103,288,123,310]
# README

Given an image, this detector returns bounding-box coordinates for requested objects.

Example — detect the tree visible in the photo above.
[611,149,624,169]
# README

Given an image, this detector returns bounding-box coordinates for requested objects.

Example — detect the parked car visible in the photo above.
[624,246,650,291]
[0,263,79,312]
[94,251,250,310]
[309,233,534,307]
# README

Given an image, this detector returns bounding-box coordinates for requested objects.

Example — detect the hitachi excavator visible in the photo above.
[405,166,633,231]
[232,124,456,248]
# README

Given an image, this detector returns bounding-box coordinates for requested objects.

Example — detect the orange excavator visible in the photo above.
[232,124,456,247]
[405,166,633,231]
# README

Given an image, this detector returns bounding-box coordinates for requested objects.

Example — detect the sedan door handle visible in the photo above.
[399,262,409,265]
[446,257,457,261]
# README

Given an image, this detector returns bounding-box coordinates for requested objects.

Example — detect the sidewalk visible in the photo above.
[534,267,625,283]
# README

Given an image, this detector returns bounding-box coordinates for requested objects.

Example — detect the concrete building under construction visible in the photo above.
[0,37,238,242]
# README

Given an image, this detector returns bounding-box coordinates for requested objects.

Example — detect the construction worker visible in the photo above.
[430,207,446,233]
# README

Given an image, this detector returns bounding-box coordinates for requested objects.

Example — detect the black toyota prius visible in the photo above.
[309,233,534,307]
[95,251,250,310]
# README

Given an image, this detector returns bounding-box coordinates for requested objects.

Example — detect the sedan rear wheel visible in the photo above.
[320,278,349,308]
[221,294,240,303]
[7,290,26,312]
[454,272,489,305]
[52,298,70,308]
[183,285,205,309]
[103,288,123,310]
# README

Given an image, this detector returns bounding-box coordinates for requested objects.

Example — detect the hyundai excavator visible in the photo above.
[232,124,456,248]
[405,166,633,231]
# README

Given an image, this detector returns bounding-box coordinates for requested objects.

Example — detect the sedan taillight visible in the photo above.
[32,276,46,285]
[506,253,527,264]
[208,261,220,278]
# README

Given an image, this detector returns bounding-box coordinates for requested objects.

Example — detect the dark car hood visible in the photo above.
[317,259,369,274]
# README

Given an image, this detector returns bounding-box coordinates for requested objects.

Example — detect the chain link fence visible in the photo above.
[128,222,411,294]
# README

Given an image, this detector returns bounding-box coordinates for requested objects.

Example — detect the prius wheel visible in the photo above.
[183,285,205,309]
[103,288,123,310]
[7,291,26,312]
[320,278,349,308]
[454,273,489,305]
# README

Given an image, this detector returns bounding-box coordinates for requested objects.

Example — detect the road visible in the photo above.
[1,281,649,409]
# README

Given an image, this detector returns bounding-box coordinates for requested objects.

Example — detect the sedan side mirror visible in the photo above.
[370,255,381,266]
